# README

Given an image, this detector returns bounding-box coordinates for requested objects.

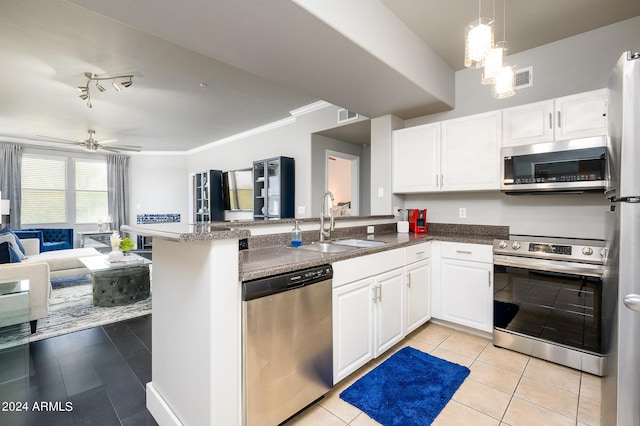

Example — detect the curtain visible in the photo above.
[107,154,130,234]
[0,143,22,228]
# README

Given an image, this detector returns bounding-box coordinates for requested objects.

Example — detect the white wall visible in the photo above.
[129,154,190,223]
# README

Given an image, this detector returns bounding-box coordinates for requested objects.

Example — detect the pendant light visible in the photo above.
[491,0,516,98]
[493,64,516,98]
[481,0,504,84]
[464,0,494,68]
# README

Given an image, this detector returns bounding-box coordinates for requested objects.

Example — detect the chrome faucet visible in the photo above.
[320,191,335,242]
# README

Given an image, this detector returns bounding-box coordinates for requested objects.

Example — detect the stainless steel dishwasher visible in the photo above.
[242,264,333,426]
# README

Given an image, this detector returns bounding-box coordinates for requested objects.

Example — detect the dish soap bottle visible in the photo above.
[291,220,303,247]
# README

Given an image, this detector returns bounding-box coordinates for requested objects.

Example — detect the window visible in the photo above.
[21,155,67,224]
[21,154,109,226]
[75,159,108,224]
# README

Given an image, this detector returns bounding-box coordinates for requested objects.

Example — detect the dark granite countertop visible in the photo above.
[240,229,505,281]
[121,223,251,242]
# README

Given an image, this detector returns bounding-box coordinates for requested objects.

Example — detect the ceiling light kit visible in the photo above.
[77,71,134,108]
[465,0,516,99]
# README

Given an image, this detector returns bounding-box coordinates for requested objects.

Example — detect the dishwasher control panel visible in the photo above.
[242,264,333,301]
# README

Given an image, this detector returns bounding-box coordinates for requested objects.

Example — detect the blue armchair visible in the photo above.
[15,228,74,252]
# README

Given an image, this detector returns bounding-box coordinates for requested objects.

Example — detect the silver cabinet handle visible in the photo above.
[435,174,439,188]
[415,251,425,256]
[488,270,492,287]
[372,286,378,302]
[623,294,640,312]
[456,250,472,254]
[441,174,444,187]
[378,285,382,302]
[406,273,411,288]
[557,111,561,128]
[549,112,553,129]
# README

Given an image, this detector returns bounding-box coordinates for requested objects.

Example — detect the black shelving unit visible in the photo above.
[253,156,294,220]
[193,169,224,222]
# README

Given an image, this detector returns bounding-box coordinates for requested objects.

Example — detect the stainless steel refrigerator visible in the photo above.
[602,50,640,425]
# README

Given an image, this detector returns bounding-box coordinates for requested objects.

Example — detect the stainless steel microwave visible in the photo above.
[501,136,607,194]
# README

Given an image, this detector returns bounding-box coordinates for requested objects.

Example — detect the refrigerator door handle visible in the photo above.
[623,294,640,312]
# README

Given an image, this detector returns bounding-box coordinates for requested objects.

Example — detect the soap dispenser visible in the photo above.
[291,220,303,247]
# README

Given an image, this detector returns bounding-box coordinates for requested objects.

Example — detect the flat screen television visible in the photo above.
[223,169,253,211]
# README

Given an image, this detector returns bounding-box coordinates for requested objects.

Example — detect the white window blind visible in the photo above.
[21,155,67,224]
[75,159,108,224]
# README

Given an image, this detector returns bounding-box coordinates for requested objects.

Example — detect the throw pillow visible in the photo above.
[0,228,26,255]
[0,232,26,260]
[0,241,22,263]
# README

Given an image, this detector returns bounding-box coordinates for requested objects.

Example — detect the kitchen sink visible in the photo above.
[297,241,359,253]
[332,239,386,248]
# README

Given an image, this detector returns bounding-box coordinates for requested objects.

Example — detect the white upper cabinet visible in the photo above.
[440,111,501,191]
[392,123,440,193]
[392,111,501,193]
[503,89,608,147]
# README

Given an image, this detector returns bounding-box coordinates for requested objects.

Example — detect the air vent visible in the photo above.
[515,67,533,89]
[337,109,358,123]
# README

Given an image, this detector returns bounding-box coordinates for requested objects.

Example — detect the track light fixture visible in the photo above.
[77,71,134,108]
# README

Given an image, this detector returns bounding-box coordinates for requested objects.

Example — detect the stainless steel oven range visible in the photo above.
[492,235,606,375]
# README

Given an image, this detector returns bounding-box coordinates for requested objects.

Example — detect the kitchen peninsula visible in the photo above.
[122,218,507,425]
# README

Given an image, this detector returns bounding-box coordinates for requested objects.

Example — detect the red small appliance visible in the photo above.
[408,209,427,233]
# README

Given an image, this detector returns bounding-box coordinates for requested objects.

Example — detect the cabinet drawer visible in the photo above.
[404,242,431,264]
[332,248,404,288]
[440,242,492,263]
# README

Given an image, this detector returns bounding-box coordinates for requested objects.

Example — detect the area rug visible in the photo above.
[339,346,470,426]
[0,275,151,349]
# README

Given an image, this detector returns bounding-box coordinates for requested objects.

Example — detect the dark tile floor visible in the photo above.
[0,315,156,426]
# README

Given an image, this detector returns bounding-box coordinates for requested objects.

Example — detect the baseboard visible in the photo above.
[147,382,184,426]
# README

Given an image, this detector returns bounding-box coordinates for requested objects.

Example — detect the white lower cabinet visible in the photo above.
[439,242,493,333]
[332,268,405,383]
[373,268,405,356]
[405,258,431,334]
[332,276,375,383]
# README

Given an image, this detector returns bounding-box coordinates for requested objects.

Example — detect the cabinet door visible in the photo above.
[333,277,375,383]
[441,111,501,191]
[374,268,405,356]
[502,100,554,146]
[440,258,493,332]
[555,89,608,141]
[405,259,431,334]
[392,123,441,193]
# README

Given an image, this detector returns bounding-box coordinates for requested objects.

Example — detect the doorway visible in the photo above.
[326,150,359,216]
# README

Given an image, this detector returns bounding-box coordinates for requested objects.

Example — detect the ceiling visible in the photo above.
[0,0,638,153]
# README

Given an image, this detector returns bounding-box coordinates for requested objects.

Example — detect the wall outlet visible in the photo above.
[297,206,306,216]
[367,226,375,234]
[459,207,467,219]
[377,187,384,197]
[393,206,400,216]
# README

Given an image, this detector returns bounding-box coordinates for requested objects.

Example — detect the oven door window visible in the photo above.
[494,265,602,354]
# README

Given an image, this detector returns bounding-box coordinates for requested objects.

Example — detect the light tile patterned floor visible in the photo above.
[284,322,603,426]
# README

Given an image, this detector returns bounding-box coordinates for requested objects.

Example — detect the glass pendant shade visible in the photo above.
[493,64,516,99]
[464,17,494,68]
[482,41,507,84]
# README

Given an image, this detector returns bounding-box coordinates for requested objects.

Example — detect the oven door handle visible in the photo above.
[493,255,603,278]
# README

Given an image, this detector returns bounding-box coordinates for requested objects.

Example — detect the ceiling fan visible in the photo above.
[37,129,141,153]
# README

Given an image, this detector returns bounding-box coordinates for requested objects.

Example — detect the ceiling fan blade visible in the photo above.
[98,139,119,144]
[100,147,122,153]
[104,145,141,152]
[37,135,82,144]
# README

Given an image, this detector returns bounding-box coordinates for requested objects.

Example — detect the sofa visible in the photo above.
[14,228,74,252]
[0,230,101,333]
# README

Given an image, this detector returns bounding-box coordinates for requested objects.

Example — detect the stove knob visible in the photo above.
[600,249,606,257]
[499,240,508,249]
[582,247,594,256]
[512,241,521,250]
